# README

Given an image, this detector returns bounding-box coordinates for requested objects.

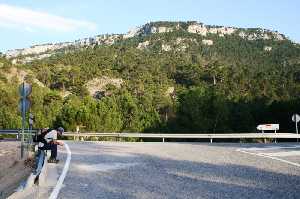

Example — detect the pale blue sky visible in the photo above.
[0,0,299,52]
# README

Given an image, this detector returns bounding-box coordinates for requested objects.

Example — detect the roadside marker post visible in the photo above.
[292,114,300,142]
[29,113,35,144]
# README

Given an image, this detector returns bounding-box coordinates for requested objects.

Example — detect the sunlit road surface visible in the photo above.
[54,142,300,199]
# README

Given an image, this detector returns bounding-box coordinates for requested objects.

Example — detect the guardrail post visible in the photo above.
[163,137,165,143]
[210,138,213,143]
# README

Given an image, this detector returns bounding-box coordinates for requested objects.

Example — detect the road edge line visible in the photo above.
[237,149,300,168]
[49,143,71,199]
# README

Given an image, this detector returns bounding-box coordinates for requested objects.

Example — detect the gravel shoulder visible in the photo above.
[0,141,31,199]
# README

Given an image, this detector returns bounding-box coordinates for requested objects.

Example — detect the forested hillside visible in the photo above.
[1,21,300,133]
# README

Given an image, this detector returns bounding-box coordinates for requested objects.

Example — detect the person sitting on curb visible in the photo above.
[38,127,64,164]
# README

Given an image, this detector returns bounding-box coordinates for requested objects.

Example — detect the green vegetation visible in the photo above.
[0,22,300,133]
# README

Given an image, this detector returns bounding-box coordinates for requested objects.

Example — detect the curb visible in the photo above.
[7,152,49,198]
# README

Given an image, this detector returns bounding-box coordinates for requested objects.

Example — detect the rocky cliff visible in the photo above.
[4,21,289,63]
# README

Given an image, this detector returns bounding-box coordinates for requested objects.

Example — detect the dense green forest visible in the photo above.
[1,22,300,133]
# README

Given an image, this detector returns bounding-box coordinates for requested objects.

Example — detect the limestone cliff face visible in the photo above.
[186,22,286,41]
[6,43,72,58]
[6,34,123,59]
[5,21,288,61]
[124,21,286,41]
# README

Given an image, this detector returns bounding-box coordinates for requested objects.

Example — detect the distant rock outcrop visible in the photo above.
[6,34,122,59]
[137,41,150,50]
[264,46,273,51]
[187,23,236,37]
[202,39,214,46]
[6,43,72,58]
[86,76,123,98]
[162,44,172,52]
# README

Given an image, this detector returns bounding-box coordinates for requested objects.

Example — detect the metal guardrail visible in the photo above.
[2,130,300,142]
[0,130,21,140]
[63,132,300,143]
[0,129,38,140]
[0,129,20,134]
[0,129,38,134]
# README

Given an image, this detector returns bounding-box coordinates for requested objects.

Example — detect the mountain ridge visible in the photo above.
[4,21,290,60]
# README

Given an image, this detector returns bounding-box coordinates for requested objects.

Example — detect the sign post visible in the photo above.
[19,82,32,159]
[257,124,279,143]
[29,113,34,144]
[292,114,300,142]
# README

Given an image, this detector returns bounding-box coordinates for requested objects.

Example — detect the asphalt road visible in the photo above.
[49,142,300,199]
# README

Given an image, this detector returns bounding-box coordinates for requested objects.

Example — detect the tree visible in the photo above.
[176,86,230,133]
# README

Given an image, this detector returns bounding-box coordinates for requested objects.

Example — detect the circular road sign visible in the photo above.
[292,114,300,123]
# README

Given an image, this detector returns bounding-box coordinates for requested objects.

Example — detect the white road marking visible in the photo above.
[239,145,300,151]
[49,143,72,199]
[260,151,300,157]
[237,148,300,168]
